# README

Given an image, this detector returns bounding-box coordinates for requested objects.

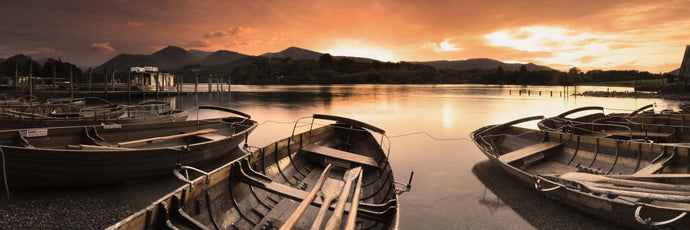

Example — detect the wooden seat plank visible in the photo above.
[196,133,227,141]
[605,130,673,139]
[499,142,562,164]
[301,145,377,168]
[117,128,217,148]
[633,153,675,176]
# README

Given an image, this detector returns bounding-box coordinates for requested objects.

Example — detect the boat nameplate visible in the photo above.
[21,128,48,137]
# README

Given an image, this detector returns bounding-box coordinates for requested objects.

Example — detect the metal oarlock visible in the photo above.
[634,205,687,226]
[394,171,414,195]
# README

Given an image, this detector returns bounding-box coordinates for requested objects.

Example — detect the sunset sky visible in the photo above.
[1,0,688,72]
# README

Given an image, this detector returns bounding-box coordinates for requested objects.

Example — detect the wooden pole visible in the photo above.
[88,67,92,91]
[127,68,131,105]
[208,75,212,93]
[104,67,108,97]
[52,64,56,90]
[14,63,18,89]
[111,69,115,91]
[29,62,33,97]
[155,72,159,99]
[69,66,74,98]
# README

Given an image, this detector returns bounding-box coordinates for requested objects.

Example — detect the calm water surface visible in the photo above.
[180,84,679,229]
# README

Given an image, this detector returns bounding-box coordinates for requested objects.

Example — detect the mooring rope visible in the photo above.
[0,146,9,198]
[389,131,471,142]
[258,119,473,142]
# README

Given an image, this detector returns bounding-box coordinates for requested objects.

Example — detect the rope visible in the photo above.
[389,131,471,142]
[0,146,8,198]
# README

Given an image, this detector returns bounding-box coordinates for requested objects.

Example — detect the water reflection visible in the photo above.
[107,84,683,228]
[471,160,627,229]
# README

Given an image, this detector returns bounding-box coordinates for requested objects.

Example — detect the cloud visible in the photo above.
[177,40,214,49]
[203,26,256,38]
[127,21,142,27]
[89,42,115,54]
[423,39,462,52]
[25,47,63,58]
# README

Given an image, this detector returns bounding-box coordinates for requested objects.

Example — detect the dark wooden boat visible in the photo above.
[0,99,187,129]
[537,105,689,142]
[473,116,690,229]
[0,106,256,189]
[108,114,411,230]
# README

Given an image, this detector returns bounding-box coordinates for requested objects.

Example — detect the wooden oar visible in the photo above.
[310,178,344,230]
[325,166,362,230]
[281,164,332,230]
[560,172,690,191]
[344,169,363,230]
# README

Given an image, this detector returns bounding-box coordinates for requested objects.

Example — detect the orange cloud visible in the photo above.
[89,42,115,54]
[178,40,214,49]
[126,21,142,27]
[203,26,256,38]
[26,47,63,58]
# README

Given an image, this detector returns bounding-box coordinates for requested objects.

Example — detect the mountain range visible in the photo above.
[92,45,555,73]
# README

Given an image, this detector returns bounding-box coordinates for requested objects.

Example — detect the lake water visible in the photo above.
[180,84,680,229]
[2,84,682,229]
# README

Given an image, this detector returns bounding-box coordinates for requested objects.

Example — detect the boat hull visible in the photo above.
[108,117,400,230]
[471,123,690,230]
[0,116,256,188]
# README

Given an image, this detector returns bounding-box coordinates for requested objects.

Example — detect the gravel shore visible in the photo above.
[0,149,245,229]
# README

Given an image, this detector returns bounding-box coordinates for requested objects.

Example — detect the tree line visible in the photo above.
[0,53,665,86]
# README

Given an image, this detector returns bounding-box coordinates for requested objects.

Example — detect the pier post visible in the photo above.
[104,67,108,98]
[52,64,56,90]
[519,90,522,96]
[127,68,131,105]
[208,75,212,93]
[29,62,33,97]
[228,75,231,93]
[69,66,74,98]
[14,63,18,89]
[155,73,159,99]
[509,89,511,95]
[88,67,92,91]
[528,90,531,96]
[194,74,199,107]
[550,91,553,97]
[539,91,541,96]
[111,69,115,91]
[216,76,220,92]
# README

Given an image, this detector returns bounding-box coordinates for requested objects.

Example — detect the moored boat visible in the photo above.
[538,105,688,142]
[0,106,256,189]
[472,116,690,229]
[0,99,188,129]
[108,114,411,230]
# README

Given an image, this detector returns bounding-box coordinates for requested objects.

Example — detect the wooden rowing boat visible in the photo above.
[473,116,690,229]
[0,99,188,129]
[108,114,411,230]
[537,105,689,142]
[0,106,256,189]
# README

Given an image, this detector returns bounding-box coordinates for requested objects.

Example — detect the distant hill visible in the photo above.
[201,50,250,66]
[94,54,155,74]
[417,58,554,71]
[150,46,201,71]
[189,49,213,59]
[94,46,201,73]
[260,47,323,60]
[83,45,559,76]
